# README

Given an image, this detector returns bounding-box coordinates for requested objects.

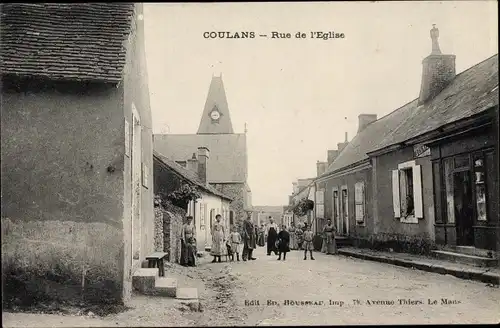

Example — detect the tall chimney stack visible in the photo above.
[186,153,198,172]
[358,114,378,133]
[418,25,456,105]
[327,150,339,165]
[197,147,210,184]
[316,161,328,177]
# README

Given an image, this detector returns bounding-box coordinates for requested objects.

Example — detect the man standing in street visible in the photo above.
[242,212,257,261]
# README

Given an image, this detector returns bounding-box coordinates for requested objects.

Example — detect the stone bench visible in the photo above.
[145,252,168,277]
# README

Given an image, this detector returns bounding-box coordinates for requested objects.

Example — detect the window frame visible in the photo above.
[392,160,423,224]
[354,181,366,225]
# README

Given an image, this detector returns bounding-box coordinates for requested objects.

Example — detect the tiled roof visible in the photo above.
[373,54,499,151]
[154,133,248,183]
[322,99,418,175]
[153,151,232,201]
[0,3,135,83]
[322,53,498,177]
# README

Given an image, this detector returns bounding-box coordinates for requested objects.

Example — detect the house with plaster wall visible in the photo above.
[153,150,233,254]
[315,26,498,262]
[1,3,154,306]
[367,31,498,259]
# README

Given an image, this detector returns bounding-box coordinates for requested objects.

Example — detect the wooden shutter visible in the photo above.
[200,203,205,226]
[412,165,424,218]
[355,182,365,221]
[392,170,401,218]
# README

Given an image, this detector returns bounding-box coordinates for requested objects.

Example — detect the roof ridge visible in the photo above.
[0,3,136,83]
[153,151,233,201]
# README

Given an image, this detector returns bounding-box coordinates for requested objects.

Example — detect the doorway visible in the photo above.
[453,170,474,246]
[341,188,349,235]
[131,105,142,264]
[333,189,339,234]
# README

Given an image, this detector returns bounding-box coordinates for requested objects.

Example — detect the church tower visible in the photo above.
[197,75,235,134]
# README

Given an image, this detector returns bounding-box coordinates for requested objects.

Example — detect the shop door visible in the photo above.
[453,170,474,246]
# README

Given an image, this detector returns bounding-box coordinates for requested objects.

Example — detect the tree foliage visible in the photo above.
[292,199,314,216]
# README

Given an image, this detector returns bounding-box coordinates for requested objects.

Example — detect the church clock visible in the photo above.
[209,108,221,121]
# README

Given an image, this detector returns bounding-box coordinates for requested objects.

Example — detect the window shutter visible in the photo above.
[361,183,365,203]
[413,165,424,218]
[392,170,401,218]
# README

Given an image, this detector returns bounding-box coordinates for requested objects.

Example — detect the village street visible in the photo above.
[4,247,499,327]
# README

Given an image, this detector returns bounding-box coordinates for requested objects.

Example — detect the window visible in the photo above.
[315,189,325,219]
[443,158,455,223]
[229,211,234,225]
[392,160,423,224]
[354,181,365,224]
[209,209,215,230]
[473,153,488,222]
[332,188,339,228]
[199,203,206,226]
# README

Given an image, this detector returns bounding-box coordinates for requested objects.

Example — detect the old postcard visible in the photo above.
[1,1,499,327]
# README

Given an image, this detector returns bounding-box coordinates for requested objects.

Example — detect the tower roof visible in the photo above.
[197,75,234,134]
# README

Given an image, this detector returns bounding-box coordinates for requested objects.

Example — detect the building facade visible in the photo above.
[315,26,498,258]
[153,150,232,253]
[154,75,252,227]
[1,3,154,306]
[428,107,498,251]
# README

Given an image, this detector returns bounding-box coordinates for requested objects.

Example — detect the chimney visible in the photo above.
[418,24,456,105]
[197,147,210,184]
[175,160,187,168]
[358,114,378,133]
[186,153,198,172]
[316,161,328,177]
[337,132,349,152]
[327,150,339,165]
[337,142,347,152]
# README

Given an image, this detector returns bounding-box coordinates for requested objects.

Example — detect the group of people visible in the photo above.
[264,219,318,260]
[179,212,339,267]
[179,212,259,267]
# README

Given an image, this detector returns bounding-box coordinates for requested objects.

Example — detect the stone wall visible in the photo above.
[350,232,436,256]
[154,205,164,252]
[162,201,185,263]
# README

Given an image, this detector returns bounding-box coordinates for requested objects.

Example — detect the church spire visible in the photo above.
[197,75,234,134]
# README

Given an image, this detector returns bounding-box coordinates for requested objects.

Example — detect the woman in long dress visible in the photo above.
[257,224,266,247]
[211,214,226,263]
[266,217,279,256]
[295,223,304,250]
[180,216,197,267]
[322,219,337,255]
[288,223,298,250]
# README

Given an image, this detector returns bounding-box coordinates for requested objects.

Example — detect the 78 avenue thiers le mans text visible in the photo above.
[244,298,462,307]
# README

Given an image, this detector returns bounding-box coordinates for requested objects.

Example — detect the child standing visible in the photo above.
[303,225,315,260]
[229,226,242,261]
[277,225,290,261]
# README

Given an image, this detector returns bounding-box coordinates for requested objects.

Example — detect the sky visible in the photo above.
[143,1,498,206]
